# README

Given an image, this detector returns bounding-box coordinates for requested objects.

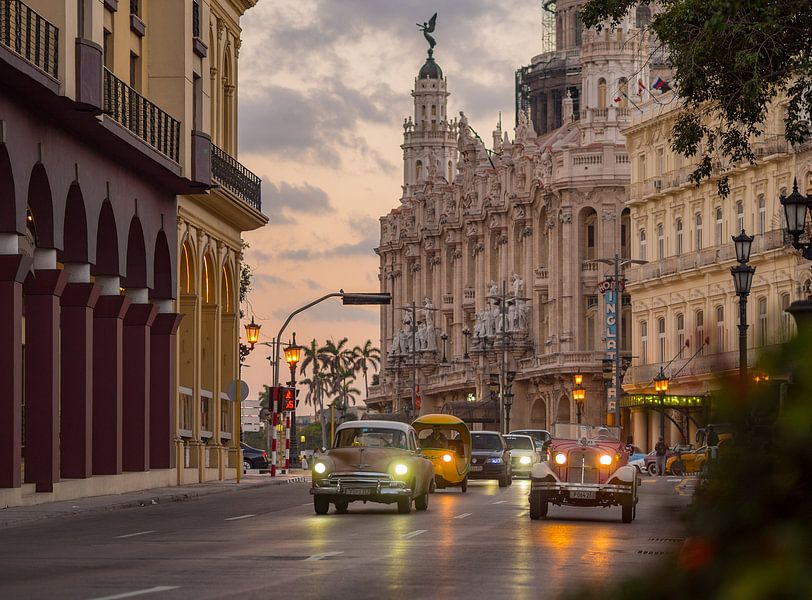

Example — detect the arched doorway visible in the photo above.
[556,395,570,423]
[530,398,547,429]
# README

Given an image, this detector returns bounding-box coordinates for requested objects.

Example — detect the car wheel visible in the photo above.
[621,498,634,523]
[461,476,468,493]
[314,496,330,515]
[334,499,349,514]
[243,460,252,472]
[508,468,513,485]
[397,497,412,514]
[647,463,657,476]
[415,493,429,511]
[498,474,509,488]
[671,461,685,476]
[529,491,548,520]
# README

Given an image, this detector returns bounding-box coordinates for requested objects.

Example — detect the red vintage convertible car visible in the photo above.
[528,424,640,523]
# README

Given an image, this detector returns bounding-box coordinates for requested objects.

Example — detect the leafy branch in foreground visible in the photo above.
[581,0,812,196]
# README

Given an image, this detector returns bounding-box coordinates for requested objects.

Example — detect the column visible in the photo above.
[93,276,130,475]
[632,408,648,452]
[0,250,32,488]
[122,289,157,472]
[150,306,182,469]
[23,260,67,492]
[60,263,99,479]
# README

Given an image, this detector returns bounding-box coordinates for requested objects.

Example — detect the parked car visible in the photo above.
[240,442,269,471]
[644,444,694,475]
[529,424,639,523]
[470,431,512,487]
[503,434,541,477]
[309,421,435,514]
[510,429,552,460]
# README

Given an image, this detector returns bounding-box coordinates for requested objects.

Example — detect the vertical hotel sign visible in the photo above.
[600,280,617,412]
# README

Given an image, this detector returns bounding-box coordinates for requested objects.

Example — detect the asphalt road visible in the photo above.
[0,475,692,600]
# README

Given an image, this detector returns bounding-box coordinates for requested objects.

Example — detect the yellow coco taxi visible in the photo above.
[412,414,471,492]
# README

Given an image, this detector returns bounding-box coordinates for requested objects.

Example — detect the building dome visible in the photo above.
[418,49,443,79]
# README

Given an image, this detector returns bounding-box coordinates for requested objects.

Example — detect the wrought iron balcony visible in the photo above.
[211,143,262,211]
[0,0,59,78]
[103,67,181,163]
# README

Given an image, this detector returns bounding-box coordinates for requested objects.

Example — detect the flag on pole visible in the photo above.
[637,79,646,95]
[652,77,672,92]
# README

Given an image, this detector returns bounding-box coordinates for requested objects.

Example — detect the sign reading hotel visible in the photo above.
[601,281,617,413]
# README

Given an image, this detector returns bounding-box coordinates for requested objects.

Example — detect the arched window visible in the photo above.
[781,292,792,340]
[736,201,744,232]
[758,195,766,235]
[716,305,725,352]
[415,160,423,182]
[676,313,685,358]
[447,160,452,182]
[597,78,607,109]
[636,5,652,28]
[696,310,705,356]
[675,219,683,255]
[714,207,723,245]
[574,11,583,46]
[640,320,648,365]
[222,49,234,153]
[695,213,703,250]
[758,297,768,346]
[618,78,628,108]
[639,228,647,261]
[657,317,666,362]
[657,223,664,259]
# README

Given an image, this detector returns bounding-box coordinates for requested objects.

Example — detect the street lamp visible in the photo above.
[780,180,812,329]
[440,332,448,364]
[236,317,262,483]
[731,230,755,386]
[503,388,514,433]
[244,316,261,349]
[284,333,303,468]
[462,327,470,360]
[572,371,585,424]
[654,367,669,440]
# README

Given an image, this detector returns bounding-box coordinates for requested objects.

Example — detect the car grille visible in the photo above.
[327,473,390,487]
[566,451,599,484]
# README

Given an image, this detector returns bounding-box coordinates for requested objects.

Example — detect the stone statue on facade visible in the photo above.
[511,273,524,299]
[515,109,534,142]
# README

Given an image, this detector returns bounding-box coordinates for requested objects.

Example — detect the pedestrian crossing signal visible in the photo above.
[283,387,295,411]
[272,386,295,412]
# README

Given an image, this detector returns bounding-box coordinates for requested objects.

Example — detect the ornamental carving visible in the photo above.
[559,211,572,224]
[472,242,485,256]
[451,248,463,261]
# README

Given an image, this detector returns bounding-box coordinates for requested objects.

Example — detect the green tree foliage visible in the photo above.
[581,0,812,196]
[569,328,812,599]
[238,238,254,363]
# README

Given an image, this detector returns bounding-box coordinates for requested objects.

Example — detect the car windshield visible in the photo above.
[335,427,407,449]
[472,433,503,451]
[504,436,533,451]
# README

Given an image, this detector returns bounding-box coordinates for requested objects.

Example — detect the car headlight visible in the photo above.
[554,453,567,465]
[520,456,532,465]
[314,462,327,474]
[599,454,612,466]
[442,454,453,463]
[394,463,408,476]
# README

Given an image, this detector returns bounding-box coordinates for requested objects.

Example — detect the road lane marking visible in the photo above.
[491,500,508,504]
[667,478,682,483]
[115,530,156,539]
[454,513,472,519]
[402,529,427,539]
[224,514,256,521]
[305,551,344,561]
[641,479,656,484]
[87,586,179,600]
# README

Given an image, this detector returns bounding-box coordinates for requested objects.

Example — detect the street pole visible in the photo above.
[614,254,622,429]
[501,282,508,434]
[659,390,666,440]
[738,295,748,386]
[411,301,417,421]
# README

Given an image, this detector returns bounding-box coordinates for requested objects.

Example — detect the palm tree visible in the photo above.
[300,338,330,449]
[332,368,361,421]
[319,337,354,378]
[352,340,381,397]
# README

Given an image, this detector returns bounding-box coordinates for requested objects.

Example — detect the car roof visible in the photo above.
[335,420,413,434]
[504,434,533,440]
[471,430,501,435]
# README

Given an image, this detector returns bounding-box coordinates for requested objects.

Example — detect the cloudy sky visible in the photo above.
[237,0,541,409]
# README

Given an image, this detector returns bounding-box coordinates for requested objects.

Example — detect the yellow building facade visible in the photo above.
[622,95,812,451]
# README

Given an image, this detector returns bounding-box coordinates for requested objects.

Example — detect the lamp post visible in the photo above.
[504,388,514,433]
[573,371,585,424]
[654,367,669,440]
[730,230,755,386]
[440,332,448,364]
[236,317,262,483]
[283,333,303,468]
[780,180,812,329]
[462,327,470,360]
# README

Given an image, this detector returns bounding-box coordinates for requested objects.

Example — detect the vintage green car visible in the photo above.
[310,421,435,514]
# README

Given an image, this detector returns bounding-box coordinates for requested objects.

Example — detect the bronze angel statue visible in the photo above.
[417,13,437,50]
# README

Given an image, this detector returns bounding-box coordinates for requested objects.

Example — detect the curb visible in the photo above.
[0,475,310,530]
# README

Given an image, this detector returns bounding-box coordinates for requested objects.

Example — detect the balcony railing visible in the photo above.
[211,143,262,211]
[103,68,181,163]
[0,0,58,78]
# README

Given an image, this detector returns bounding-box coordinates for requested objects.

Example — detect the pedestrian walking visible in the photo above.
[655,437,668,476]
[707,425,719,461]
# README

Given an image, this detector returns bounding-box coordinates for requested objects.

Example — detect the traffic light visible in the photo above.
[271,386,298,412]
[283,387,295,411]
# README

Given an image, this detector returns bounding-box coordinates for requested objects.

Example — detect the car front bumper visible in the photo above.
[310,472,412,502]
[531,480,634,507]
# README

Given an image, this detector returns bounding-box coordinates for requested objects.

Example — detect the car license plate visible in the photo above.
[345,488,372,495]
[570,490,596,500]
[470,466,483,472]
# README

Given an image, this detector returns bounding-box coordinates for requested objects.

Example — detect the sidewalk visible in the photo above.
[0,470,309,530]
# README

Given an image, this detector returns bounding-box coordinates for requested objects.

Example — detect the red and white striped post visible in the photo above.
[270,411,278,477]
[284,413,291,470]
